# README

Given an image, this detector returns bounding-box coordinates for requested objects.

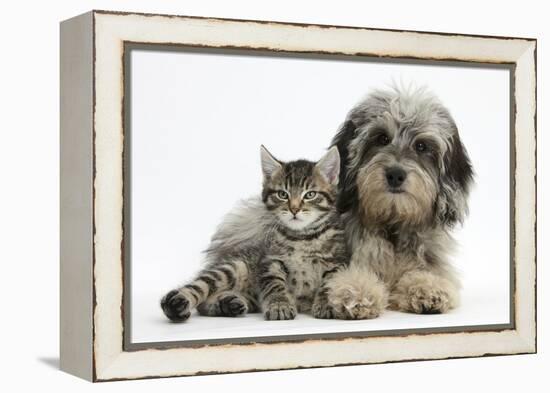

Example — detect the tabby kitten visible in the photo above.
[161,146,350,321]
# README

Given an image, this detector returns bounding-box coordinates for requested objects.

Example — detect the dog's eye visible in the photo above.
[377,134,391,146]
[415,141,427,152]
[303,191,317,200]
[277,190,289,200]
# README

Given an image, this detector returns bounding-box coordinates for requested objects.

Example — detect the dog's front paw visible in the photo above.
[161,290,191,322]
[264,302,297,320]
[324,266,388,320]
[390,270,459,314]
[329,288,386,320]
[406,287,451,314]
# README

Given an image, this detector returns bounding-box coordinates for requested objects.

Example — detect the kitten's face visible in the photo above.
[260,146,340,231]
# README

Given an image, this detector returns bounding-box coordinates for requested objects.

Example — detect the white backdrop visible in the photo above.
[1,1,546,392]
[130,48,511,343]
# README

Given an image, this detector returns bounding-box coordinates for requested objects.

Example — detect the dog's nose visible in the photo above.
[385,167,407,188]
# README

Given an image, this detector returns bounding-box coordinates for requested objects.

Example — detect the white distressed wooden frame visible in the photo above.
[60,10,536,382]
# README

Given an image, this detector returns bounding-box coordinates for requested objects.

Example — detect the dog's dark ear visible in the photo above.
[437,130,474,227]
[330,120,357,212]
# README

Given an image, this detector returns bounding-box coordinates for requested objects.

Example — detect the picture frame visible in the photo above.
[60,10,537,381]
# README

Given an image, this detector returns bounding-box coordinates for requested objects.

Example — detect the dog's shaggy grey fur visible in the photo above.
[325,86,474,318]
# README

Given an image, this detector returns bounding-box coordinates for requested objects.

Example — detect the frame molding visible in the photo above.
[60,10,536,381]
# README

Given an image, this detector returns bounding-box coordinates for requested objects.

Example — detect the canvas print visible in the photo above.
[126,46,511,346]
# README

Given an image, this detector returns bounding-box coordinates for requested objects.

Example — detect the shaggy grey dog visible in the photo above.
[323,86,474,318]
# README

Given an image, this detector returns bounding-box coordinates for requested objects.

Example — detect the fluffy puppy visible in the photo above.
[325,86,473,317]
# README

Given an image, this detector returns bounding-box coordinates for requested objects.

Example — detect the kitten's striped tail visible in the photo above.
[161,260,248,322]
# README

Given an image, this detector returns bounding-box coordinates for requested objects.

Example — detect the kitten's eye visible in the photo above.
[415,141,427,153]
[376,133,391,146]
[303,191,317,200]
[277,190,289,200]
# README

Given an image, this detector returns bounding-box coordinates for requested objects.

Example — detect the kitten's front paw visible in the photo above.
[311,302,336,319]
[264,302,297,320]
[219,294,248,317]
[161,290,191,322]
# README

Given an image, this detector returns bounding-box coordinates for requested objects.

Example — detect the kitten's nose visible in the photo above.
[289,200,301,215]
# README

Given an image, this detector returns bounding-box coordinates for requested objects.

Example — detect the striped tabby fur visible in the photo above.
[161,146,351,321]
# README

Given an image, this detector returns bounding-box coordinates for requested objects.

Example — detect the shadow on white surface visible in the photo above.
[37,357,59,370]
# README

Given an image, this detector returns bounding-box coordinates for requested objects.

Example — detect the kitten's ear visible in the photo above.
[316,146,340,185]
[260,145,282,179]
